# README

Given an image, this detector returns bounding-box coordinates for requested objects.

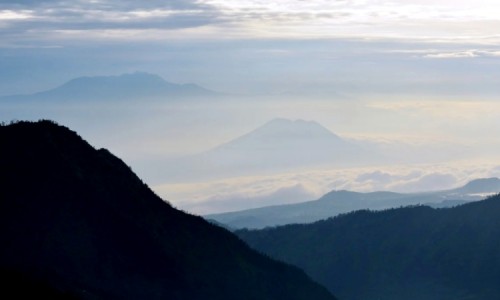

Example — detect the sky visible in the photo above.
[2,0,500,95]
[2,0,500,213]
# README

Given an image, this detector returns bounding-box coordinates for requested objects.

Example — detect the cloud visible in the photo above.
[185,183,318,214]
[389,173,458,193]
[0,9,34,20]
[1,0,208,10]
[0,0,221,35]
[425,51,479,59]
[3,0,500,43]
[356,171,394,184]
[153,161,500,214]
[424,50,500,59]
[197,0,500,41]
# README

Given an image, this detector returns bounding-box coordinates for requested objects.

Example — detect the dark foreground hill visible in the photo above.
[237,196,500,300]
[0,120,335,300]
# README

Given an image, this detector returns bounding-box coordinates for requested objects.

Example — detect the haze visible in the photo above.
[2,0,500,213]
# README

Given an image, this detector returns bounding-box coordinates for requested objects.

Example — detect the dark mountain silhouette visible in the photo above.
[0,72,217,103]
[0,120,336,300]
[206,179,500,229]
[237,195,500,300]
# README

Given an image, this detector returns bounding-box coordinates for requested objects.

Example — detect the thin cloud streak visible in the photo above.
[424,49,500,58]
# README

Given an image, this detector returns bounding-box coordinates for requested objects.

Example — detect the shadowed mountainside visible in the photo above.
[0,120,336,300]
[237,195,500,300]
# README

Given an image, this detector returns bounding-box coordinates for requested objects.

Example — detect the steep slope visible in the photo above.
[0,120,336,300]
[237,195,500,300]
[207,181,500,229]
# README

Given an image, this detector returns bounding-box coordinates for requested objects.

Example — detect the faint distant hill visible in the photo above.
[155,118,376,181]
[206,178,500,229]
[237,194,500,300]
[205,118,369,168]
[0,120,336,300]
[453,177,500,194]
[1,72,217,103]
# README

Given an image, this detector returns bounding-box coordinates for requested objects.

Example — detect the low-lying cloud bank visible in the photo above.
[154,161,500,214]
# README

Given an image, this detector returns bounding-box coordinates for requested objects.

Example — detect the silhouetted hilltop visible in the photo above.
[237,195,500,300]
[0,120,336,300]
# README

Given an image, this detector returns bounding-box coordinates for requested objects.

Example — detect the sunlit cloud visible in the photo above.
[201,0,500,41]
[154,161,500,214]
[423,49,500,58]
[426,51,479,58]
[0,9,35,20]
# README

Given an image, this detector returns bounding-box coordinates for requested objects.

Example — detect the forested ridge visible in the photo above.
[238,195,500,300]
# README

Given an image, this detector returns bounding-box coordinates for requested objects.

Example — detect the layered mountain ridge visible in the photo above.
[207,178,500,229]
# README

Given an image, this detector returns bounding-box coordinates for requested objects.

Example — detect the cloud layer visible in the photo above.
[2,0,500,43]
[0,0,220,46]
[155,161,500,214]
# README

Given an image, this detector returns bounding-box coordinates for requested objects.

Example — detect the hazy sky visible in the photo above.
[2,0,500,213]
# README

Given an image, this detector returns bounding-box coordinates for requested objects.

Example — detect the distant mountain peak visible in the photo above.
[2,72,217,102]
[165,118,370,180]
[264,118,330,128]
[206,177,500,230]
[78,71,176,84]
[58,71,170,89]
[457,177,500,194]
[52,72,210,95]
[241,118,341,141]
[76,71,164,81]
[266,118,318,125]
